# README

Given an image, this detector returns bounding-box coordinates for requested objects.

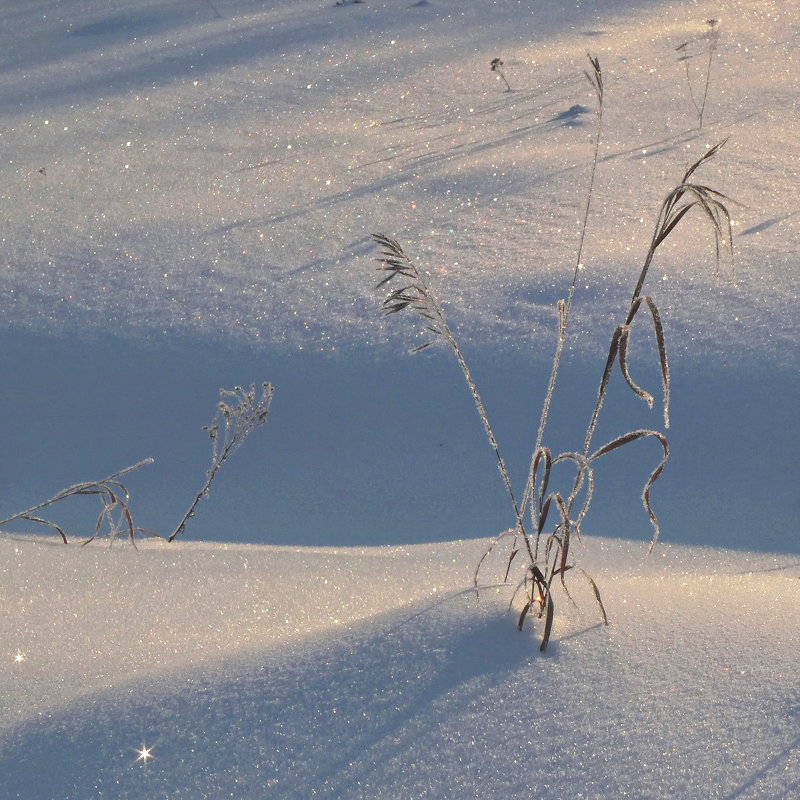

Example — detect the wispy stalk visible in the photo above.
[167,383,273,542]
[580,140,732,550]
[372,234,532,555]
[522,54,605,519]
[583,139,732,458]
[676,19,719,130]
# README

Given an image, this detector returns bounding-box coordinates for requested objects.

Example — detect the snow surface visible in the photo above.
[2,535,800,799]
[1,0,799,797]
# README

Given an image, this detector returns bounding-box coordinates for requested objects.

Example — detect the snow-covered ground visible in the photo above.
[2,534,799,799]
[1,0,798,797]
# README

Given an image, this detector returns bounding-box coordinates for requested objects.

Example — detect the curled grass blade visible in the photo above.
[617,325,655,409]
[0,459,154,545]
[16,515,69,544]
[576,566,608,626]
[473,527,519,596]
[590,429,670,551]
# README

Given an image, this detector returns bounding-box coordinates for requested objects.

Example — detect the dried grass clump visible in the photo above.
[372,55,732,649]
[0,459,154,545]
[0,383,274,546]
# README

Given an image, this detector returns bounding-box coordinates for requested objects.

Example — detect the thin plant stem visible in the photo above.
[490,58,511,92]
[0,460,152,527]
[535,54,604,456]
[698,39,714,129]
[520,55,604,536]
[678,19,719,131]
[0,459,154,544]
[167,383,273,542]
[372,235,533,561]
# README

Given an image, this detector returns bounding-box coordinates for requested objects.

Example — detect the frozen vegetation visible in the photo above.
[0,0,798,797]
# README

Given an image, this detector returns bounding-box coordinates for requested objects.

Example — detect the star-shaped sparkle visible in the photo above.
[13,651,25,664]
[135,744,155,764]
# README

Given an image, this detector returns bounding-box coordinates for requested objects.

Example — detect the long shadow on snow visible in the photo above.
[210,107,588,236]
[1,0,674,112]
[0,2,421,110]
[1,331,797,553]
[0,592,536,800]
[721,733,800,800]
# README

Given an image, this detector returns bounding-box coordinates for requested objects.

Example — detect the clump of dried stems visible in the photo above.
[676,19,720,130]
[0,459,155,545]
[0,383,273,546]
[373,54,732,649]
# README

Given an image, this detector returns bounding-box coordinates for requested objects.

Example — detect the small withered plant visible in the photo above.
[0,383,274,546]
[372,55,732,649]
[490,57,511,92]
[676,19,720,130]
[167,382,274,542]
[0,459,155,545]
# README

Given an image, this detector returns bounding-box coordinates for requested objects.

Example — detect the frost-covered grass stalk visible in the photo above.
[676,19,720,130]
[0,459,154,545]
[372,55,732,649]
[167,383,274,542]
[575,138,732,555]
[519,54,604,536]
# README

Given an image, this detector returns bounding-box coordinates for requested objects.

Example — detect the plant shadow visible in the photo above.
[0,593,537,800]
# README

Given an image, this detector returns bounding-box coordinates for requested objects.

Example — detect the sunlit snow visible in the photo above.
[1,0,798,797]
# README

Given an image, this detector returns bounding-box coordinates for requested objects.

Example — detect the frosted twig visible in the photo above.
[167,383,273,542]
